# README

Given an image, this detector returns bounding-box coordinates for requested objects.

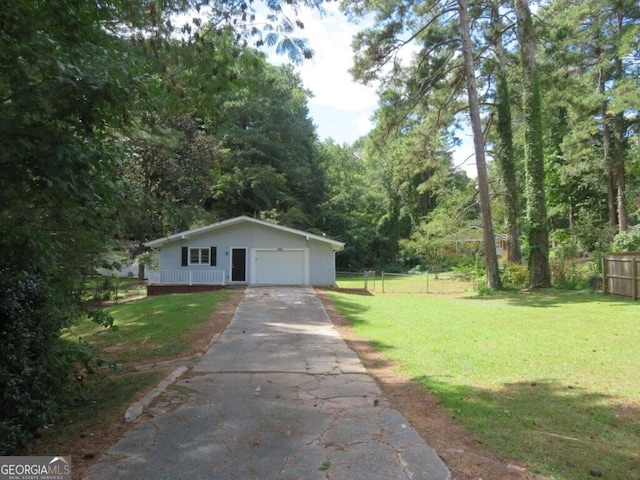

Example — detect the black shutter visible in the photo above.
[181,246,188,266]
[210,247,217,266]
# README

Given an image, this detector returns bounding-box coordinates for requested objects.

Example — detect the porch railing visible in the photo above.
[147,270,226,286]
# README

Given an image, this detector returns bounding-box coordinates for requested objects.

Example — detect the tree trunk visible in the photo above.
[138,261,146,281]
[492,2,522,264]
[515,0,551,288]
[600,71,618,229]
[613,48,628,232]
[616,155,628,231]
[458,0,502,290]
[612,60,628,233]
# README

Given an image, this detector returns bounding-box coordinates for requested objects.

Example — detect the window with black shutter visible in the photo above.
[187,248,211,265]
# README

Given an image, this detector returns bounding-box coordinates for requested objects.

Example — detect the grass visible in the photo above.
[27,371,164,459]
[337,270,475,294]
[28,290,234,474]
[326,286,640,480]
[65,290,233,364]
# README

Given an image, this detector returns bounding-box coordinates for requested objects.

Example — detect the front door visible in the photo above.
[231,248,247,282]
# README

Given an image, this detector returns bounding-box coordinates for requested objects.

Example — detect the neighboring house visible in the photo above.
[97,243,142,279]
[144,216,344,293]
[447,226,509,259]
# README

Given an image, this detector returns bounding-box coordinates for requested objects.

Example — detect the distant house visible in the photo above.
[447,226,509,259]
[144,216,344,294]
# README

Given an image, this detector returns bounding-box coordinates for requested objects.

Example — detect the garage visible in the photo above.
[254,249,306,285]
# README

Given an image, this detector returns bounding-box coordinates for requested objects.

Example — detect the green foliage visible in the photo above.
[501,262,530,289]
[611,229,640,252]
[0,269,101,454]
[570,208,613,252]
[549,244,599,290]
[205,61,321,221]
[516,0,551,288]
[0,0,137,453]
[539,0,640,237]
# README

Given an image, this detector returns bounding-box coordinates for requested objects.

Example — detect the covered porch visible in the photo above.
[147,270,226,286]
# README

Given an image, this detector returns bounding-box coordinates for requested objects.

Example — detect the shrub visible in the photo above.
[612,229,640,252]
[502,262,529,289]
[549,244,598,290]
[0,269,99,454]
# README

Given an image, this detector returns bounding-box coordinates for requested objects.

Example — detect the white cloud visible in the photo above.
[267,4,378,143]
[295,7,378,111]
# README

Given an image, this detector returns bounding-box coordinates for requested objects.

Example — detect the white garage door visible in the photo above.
[255,250,305,285]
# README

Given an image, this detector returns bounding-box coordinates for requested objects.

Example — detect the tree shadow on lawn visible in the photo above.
[317,289,397,355]
[320,289,373,328]
[328,287,374,296]
[462,289,636,308]
[414,376,640,480]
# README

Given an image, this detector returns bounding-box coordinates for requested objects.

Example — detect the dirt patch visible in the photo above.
[179,288,245,356]
[316,288,542,480]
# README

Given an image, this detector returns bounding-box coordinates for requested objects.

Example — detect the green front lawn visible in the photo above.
[30,290,234,473]
[327,288,640,480]
[66,290,233,364]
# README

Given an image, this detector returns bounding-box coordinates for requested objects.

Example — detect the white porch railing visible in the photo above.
[147,270,226,286]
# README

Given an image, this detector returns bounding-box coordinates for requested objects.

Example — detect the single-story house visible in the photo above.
[144,216,344,293]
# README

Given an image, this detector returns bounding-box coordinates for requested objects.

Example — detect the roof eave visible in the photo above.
[143,216,345,249]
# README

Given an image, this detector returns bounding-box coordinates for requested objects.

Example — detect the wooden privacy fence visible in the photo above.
[603,253,640,300]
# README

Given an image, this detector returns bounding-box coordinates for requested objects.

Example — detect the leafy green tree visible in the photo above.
[489,0,522,263]
[540,0,639,234]
[313,139,382,269]
[514,0,551,287]
[204,59,321,224]
[119,16,324,266]
[400,170,478,272]
[0,0,143,453]
[344,0,504,286]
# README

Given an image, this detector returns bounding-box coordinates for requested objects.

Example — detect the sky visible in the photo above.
[267,3,478,177]
[268,3,378,145]
[174,4,477,176]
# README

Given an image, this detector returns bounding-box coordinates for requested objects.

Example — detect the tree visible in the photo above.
[204,59,321,224]
[489,0,522,263]
[314,140,380,269]
[345,0,503,287]
[514,0,551,287]
[0,0,143,453]
[459,0,502,289]
[541,0,639,234]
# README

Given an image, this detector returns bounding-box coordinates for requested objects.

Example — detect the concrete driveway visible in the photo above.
[85,287,450,480]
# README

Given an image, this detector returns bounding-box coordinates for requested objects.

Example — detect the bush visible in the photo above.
[550,244,598,290]
[502,262,529,289]
[612,229,640,252]
[452,264,485,282]
[0,269,99,454]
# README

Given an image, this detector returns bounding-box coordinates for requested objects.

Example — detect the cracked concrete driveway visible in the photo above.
[84,287,451,480]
